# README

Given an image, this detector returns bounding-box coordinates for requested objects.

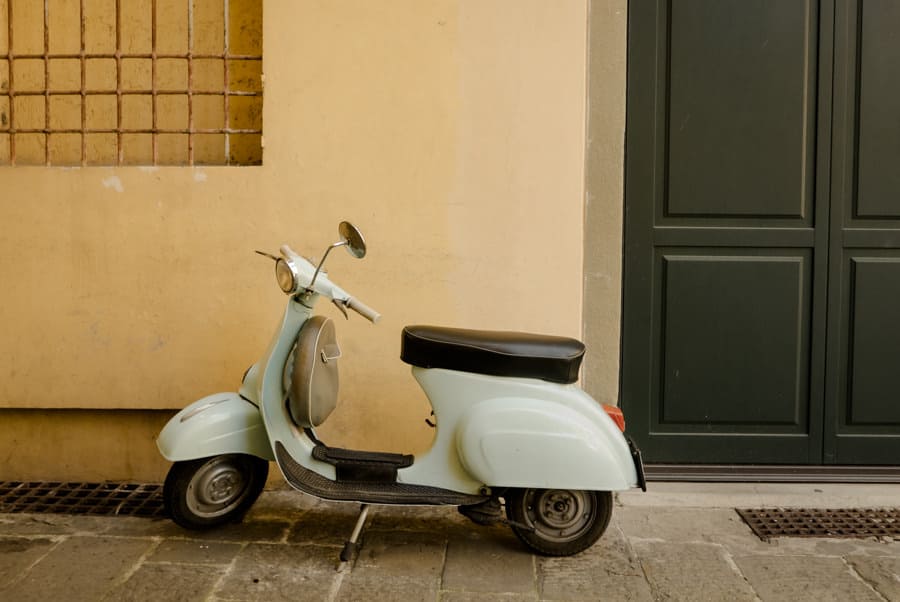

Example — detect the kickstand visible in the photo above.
[339,503,370,563]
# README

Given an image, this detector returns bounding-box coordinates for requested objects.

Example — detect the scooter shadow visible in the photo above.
[286,502,526,554]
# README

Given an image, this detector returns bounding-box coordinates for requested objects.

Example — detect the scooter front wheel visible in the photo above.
[164,454,269,530]
[504,488,612,556]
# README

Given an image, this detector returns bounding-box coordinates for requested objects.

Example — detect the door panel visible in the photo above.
[826,0,900,463]
[666,0,816,219]
[659,253,810,429]
[847,258,900,426]
[856,0,900,217]
[623,0,832,464]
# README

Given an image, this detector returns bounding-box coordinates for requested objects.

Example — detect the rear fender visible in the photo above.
[158,393,274,462]
[456,398,637,491]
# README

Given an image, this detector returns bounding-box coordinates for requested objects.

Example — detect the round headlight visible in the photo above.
[275,258,297,293]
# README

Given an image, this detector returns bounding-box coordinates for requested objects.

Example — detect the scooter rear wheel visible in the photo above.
[164,454,269,530]
[504,488,612,556]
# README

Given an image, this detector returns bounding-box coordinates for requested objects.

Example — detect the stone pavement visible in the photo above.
[0,483,898,601]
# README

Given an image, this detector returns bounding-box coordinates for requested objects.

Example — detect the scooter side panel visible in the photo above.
[157,393,275,461]
[456,398,637,491]
[406,368,638,494]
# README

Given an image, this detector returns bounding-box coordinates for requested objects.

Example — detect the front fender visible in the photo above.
[456,398,637,491]
[158,393,274,462]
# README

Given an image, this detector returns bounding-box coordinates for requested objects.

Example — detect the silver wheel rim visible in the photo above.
[522,489,595,543]
[186,456,252,519]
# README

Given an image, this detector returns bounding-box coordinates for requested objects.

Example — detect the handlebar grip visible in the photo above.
[346,297,381,323]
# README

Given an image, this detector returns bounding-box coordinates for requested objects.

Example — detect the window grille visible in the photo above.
[0,0,262,166]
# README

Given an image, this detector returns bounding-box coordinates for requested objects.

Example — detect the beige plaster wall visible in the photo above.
[583,0,627,406]
[0,0,590,480]
[0,409,174,481]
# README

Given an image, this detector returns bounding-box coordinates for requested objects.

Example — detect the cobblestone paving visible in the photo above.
[0,490,898,601]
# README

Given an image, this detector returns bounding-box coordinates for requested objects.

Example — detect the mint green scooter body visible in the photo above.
[157,392,274,462]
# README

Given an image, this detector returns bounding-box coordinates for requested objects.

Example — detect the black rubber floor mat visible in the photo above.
[276,441,486,505]
[0,481,165,517]
[737,507,900,540]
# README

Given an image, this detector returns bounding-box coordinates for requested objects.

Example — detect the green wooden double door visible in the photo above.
[622,0,900,464]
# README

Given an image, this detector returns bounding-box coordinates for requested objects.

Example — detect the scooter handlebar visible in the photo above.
[279,244,380,323]
[346,297,381,323]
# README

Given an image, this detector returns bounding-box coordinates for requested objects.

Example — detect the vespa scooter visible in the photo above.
[157,222,645,558]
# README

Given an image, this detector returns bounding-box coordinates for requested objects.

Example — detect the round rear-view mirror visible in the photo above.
[339,221,367,259]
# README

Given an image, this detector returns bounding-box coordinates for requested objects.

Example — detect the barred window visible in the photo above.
[0,0,262,166]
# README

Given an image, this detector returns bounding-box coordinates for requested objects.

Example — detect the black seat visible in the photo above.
[400,325,585,384]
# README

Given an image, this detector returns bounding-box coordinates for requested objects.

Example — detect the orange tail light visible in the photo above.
[602,404,626,432]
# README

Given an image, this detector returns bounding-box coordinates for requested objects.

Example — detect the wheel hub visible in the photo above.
[202,469,241,504]
[537,490,584,530]
[186,456,250,517]
[520,488,595,543]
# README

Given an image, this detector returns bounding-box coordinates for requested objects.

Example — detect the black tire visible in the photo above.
[164,454,269,530]
[504,488,612,556]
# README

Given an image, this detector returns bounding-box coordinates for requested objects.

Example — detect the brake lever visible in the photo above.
[331,298,349,320]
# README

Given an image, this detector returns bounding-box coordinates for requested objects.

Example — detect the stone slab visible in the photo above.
[442,530,536,595]
[539,525,652,601]
[338,530,445,602]
[632,541,757,601]
[847,556,900,601]
[213,542,338,601]
[616,507,753,543]
[735,555,882,601]
[355,529,446,574]
[0,535,154,602]
[101,562,225,602]
[0,536,57,588]
[338,575,439,602]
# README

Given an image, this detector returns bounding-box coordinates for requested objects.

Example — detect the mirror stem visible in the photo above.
[308,241,347,290]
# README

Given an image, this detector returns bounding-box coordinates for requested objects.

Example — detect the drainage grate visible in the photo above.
[0,481,165,518]
[737,507,900,541]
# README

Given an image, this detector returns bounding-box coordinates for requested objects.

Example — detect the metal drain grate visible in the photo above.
[737,507,900,541]
[0,481,165,518]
